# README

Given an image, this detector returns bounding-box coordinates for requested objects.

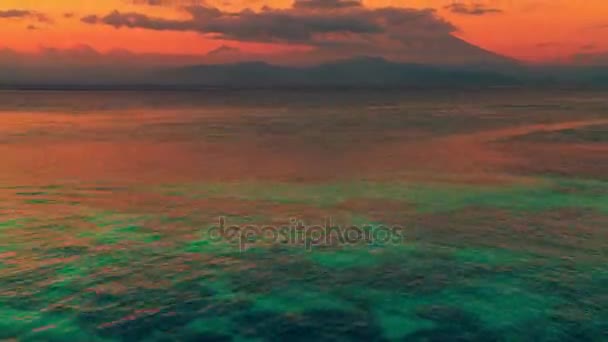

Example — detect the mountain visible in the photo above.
[5,55,608,89]
[155,57,521,87]
[529,65,608,87]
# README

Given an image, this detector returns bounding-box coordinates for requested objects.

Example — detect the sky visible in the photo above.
[0,0,607,66]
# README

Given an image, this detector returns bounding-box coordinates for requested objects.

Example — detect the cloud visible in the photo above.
[0,9,53,23]
[82,4,454,44]
[80,2,513,65]
[0,9,32,18]
[82,12,194,31]
[131,0,167,5]
[536,42,560,48]
[80,15,99,24]
[128,0,207,6]
[293,0,363,10]
[444,2,503,16]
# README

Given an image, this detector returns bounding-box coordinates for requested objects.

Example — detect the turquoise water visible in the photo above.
[0,89,607,341]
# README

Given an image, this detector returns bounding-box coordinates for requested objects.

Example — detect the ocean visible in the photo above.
[0,88,607,340]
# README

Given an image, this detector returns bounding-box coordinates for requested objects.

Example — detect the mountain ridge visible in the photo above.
[155,56,522,87]
[3,56,608,88]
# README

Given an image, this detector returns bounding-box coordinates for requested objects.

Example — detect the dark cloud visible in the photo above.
[0,9,53,23]
[80,2,513,64]
[35,14,53,23]
[536,42,560,48]
[82,4,452,43]
[80,15,99,24]
[201,9,388,42]
[132,0,167,5]
[0,9,32,18]
[444,2,503,16]
[82,12,193,31]
[293,0,363,10]
[129,0,207,6]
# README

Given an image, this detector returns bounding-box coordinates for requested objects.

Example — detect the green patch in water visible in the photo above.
[252,287,355,314]
[80,213,157,246]
[94,226,159,245]
[0,308,42,340]
[376,302,437,339]
[21,314,98,342]
[454,248,533,267]
[183,232,235,254]
[157,178,608,215]
[55,263,90,280]
[440,276,557,332]
[0,219,26,230]
[309,246,391,269]
[202,277,239,301]
[46,246,89,258]
[143,234,162,243]
[24,199,56,205]
[182,316,234,340]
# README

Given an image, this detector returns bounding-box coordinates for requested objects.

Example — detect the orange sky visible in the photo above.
[1,0,607,63]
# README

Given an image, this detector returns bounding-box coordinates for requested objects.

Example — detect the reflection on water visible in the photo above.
[0,89,607,341]
[1,89,607,184]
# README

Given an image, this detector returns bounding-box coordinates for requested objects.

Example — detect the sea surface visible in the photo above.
[0,89,607,341]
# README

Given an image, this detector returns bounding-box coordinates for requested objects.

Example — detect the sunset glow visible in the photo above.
[1,0,607,64]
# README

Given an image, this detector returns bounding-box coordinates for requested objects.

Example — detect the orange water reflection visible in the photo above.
[0,90,607,186]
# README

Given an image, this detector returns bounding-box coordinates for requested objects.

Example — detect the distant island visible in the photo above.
[2,56,608,89]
